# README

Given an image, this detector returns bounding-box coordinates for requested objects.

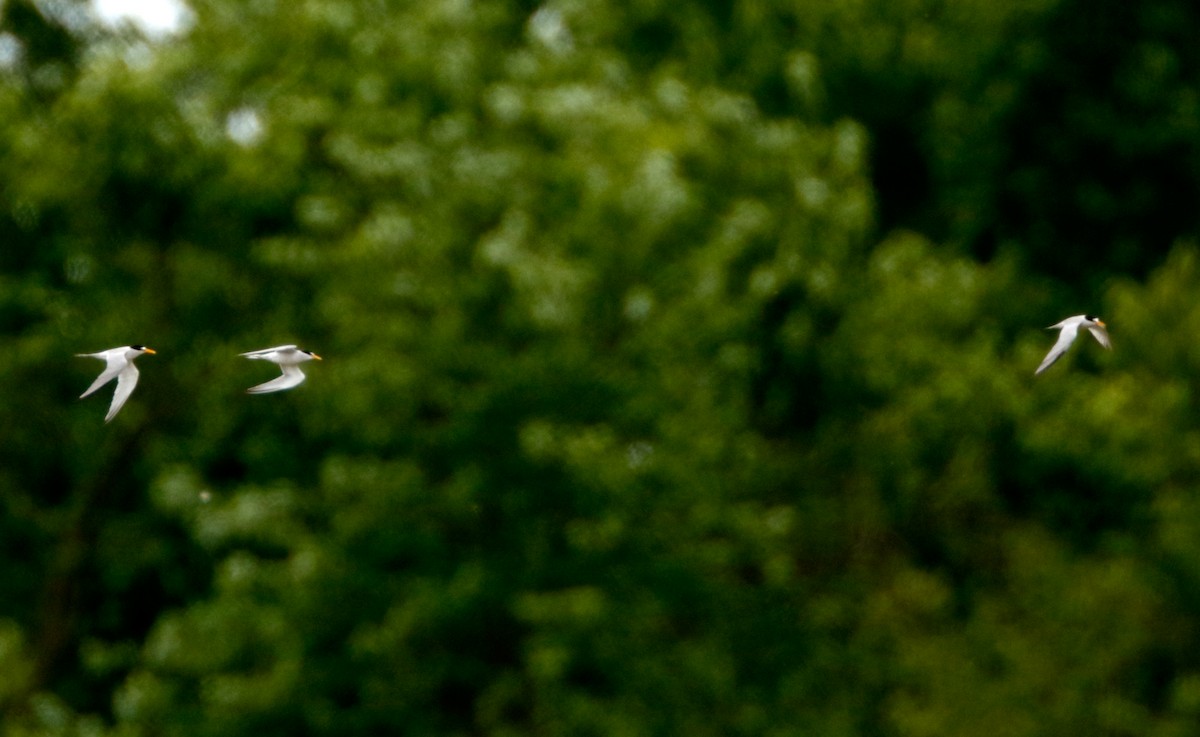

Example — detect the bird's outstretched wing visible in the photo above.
[240,345,297,358]
[1087,324,1112,350]
[1035,323,1080,376]
[79,353,125,398]
[105,364,141,422]
[246,364,306,394]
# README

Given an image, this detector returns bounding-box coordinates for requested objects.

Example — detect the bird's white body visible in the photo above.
[77,345,156,422]
[1035,315,1111,375]
[240,344,322,393]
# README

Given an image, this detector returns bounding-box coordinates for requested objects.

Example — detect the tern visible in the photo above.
[1035,315,1111,375]
[77,345,156,422]
[240,345,322,393]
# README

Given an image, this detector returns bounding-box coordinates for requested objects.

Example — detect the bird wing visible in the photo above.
[239,345,297,358]
[79,352,127,398]
[1087,324,1112,350]
[104,363,140,422]
[1035,323,1080,375]
[246,364,306,394]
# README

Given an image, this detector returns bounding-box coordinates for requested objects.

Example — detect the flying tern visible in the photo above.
[77,345,156,422]
[1035,315,1111,375]
[240,345,322,393]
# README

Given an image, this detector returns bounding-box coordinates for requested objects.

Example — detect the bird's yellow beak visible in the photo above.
[143,348,157,354]
[1095,320,1106,328]
[312,354,322,360]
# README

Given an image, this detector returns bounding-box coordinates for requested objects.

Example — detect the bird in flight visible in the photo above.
[239,345,322,393]
[77,345,156,422]
[1035,315,1111,375]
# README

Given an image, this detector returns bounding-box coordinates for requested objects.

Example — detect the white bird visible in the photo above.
[239,344,322,393]
[77,345,156,422]
[1035,315,1111,375]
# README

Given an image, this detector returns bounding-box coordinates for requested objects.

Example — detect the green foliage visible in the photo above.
[2,0,1200,735]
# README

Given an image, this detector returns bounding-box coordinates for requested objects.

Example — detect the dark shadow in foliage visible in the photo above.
[999,454,1151,554]
[976,0,1200,284]
[748,286,839,438]
[870,122,934,238]
[2,0,82,100]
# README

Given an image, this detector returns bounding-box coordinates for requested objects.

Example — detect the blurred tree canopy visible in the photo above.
[2,0,1200,735]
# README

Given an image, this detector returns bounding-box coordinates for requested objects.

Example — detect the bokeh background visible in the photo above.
[3,0,1200,734]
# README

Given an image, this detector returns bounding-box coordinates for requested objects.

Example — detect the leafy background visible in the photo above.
[2,0,1200,734]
